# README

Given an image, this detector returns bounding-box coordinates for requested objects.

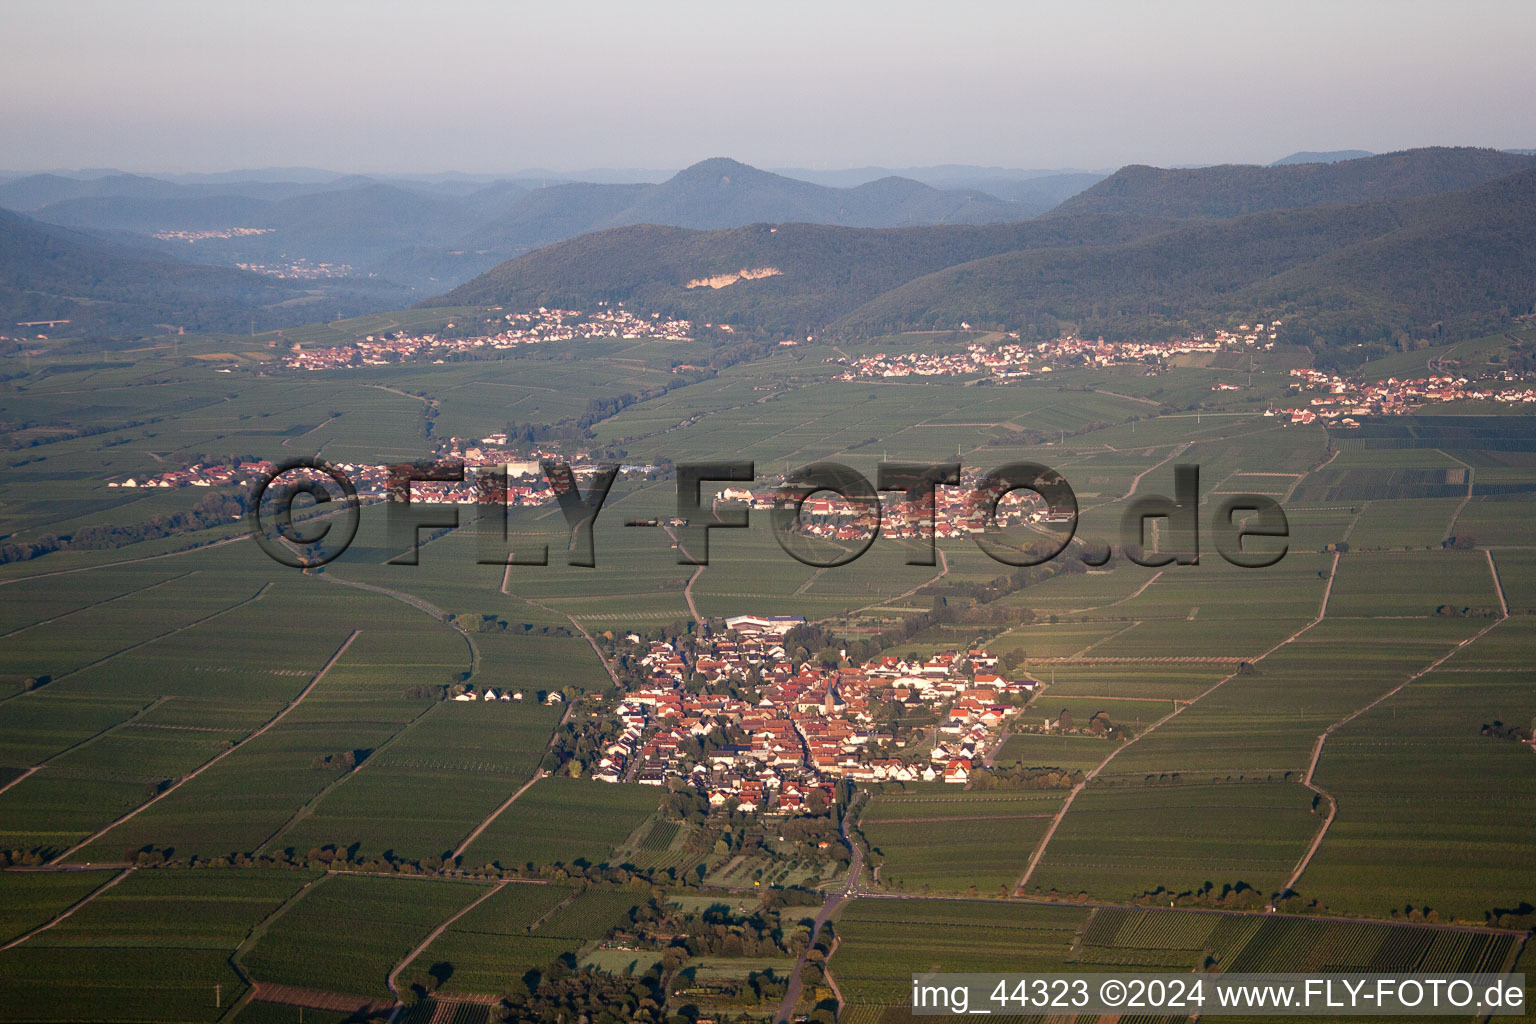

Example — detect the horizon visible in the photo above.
[3,0,1534,174]
[5,145,1532,186]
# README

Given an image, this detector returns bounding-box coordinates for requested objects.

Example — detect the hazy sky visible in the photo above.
[3,0,1533,174]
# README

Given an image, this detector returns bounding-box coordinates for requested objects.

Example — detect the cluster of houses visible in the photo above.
[103,439,656,507]
[236,257,358,279]
[107,459,276,490]
[450,686,563,705]
[833,323,1280,382]
[1276,368,1536,426]
[710,481,1069,544]
[151,227,274,242]
[587,615,1036,812]
[283,304,693,370]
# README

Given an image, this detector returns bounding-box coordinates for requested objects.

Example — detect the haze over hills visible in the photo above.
[0,208,374,337]
[1271,150,1375,165]
[1048,147,1536,220]
[9,147,1536,348]
[431,148,1536,355]
[0,158,1057,298]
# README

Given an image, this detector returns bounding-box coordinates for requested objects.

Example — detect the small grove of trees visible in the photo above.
[1133,881,1269,912]
[967,766,1083,791]
[1480,720,1533,742]
[492,956,671,1023]
[447,613,574,636]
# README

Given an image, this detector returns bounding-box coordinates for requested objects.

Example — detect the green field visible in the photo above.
[242,873,487,999]
[5,312,1536,1016]
[863,791,1064,894]
[458,777,662,870]
[0,868,316,1023]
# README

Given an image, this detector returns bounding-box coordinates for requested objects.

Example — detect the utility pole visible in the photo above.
[214,984,221,1008]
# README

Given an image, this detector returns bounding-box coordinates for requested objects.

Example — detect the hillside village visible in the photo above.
[282,304,695,369]
[833,323,1280,381]
[1277,367,1536,425]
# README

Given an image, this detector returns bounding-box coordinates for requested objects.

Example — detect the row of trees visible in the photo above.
[0,491,246,565]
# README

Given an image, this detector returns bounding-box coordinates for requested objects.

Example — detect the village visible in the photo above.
[832,321,1281,381]
[150,226,275,243]
[1276,367,1536,425]
[589,616,1036,813]
[105,430,656,504]
[236,257,359,280]
[282,304,695,370]
[710,480,1064,546]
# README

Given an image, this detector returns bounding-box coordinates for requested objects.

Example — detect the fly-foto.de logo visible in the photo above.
[249,457,1288,571]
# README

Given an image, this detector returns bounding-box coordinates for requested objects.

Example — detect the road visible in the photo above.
[841,547,949,624]
[659,523,705,623]
[774,796,865,1024]
[2,866,135,950]
[1278,549,1509,902]
[1013,552,1340,895]
[387,880,508,1002]
[320,574,480,679]
[500,564,624,689]
[451,771,548,863]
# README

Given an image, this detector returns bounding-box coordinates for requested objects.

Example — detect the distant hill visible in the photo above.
[0,209,395,338]
[461,158,1027,247]
[836,167,1536,344]
[935,173,1106,215]
[0,172,341,211]
[1049,147,1535,220]
[25,194,274,234]
[458,181,652,252]
[6,159,1051,296]
[433,163,1536,350]
[1271,150,1374,165]
[770,165,1106,188]
[0,172,191,211]
[429,213,1179,333]
[596,158,1022,229]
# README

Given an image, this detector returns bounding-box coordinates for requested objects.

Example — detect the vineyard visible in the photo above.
[1076,906,1520,976]
[397,999,493,1024]
[618,817,707,875]
[243,874,487,999]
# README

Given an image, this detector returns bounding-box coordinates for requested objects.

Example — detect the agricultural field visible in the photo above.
[862,791,1065,894]
[0,870,121,944]
[393,881,579,996]
[5,308,1536,1019]
[1026,783,1320,902]
[0,868,316,1023]
[62,612,472,862]
[833,900,1524,1023]
[241,873,487,1000]
[268,700,562,861]
[1077,905,1521,975]
[832,899,1089,1004]
[1298,661,1536,921]
[458,777,662,870]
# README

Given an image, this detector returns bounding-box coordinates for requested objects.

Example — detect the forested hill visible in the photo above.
[426,213,1179,336]
[1047,147,1536,220]
[837,167,1536,344]
[429,164,1536,349]
[0,209,382,338]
